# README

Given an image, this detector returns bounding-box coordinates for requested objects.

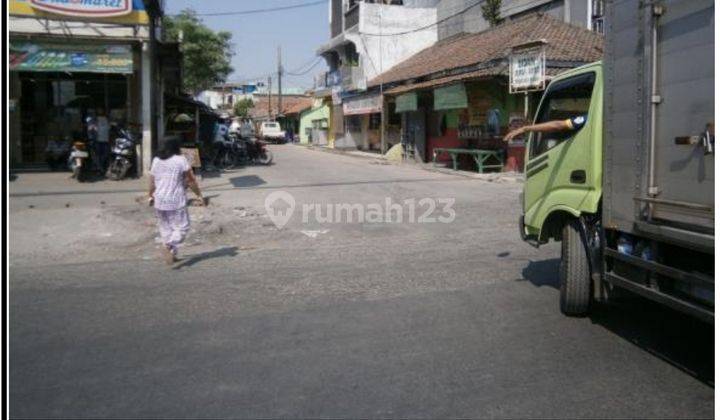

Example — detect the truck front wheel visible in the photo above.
[559,220,591,316]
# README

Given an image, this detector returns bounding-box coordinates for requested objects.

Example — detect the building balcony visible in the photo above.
[314,70,342,90]
[344,5,360,30]
[314,65,364,92]
[340,65,365,91]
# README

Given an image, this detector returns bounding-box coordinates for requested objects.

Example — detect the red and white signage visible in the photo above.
[30,0,132,18]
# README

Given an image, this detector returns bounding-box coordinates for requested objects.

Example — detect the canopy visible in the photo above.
[9,42,133,74]
[394,92,418,113]
[434,83,468,110]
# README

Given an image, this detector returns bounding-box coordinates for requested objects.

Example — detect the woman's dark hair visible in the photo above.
[157,138,181,160]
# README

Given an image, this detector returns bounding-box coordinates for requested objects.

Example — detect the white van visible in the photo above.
[259,121,286,143]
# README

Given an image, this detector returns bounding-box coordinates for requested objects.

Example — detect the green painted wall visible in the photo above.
[299,103,330,144]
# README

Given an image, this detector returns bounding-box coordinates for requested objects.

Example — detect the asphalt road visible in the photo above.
[9,145,714,418]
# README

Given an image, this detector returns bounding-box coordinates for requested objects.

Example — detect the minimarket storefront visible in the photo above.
[9,40,141,169]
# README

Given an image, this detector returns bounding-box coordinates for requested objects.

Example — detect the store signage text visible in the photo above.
[30,0,132,18]
[509,49,545,93]
[343,95,382,115]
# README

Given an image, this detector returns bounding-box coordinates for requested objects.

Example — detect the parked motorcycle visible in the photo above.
[245,137,273,165]
[211,134,273,170]
[106,128,136,180]
[68,138,91,182]
[212,133,240,170]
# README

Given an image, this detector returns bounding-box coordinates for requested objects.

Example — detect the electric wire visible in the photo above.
[185,0,328,17]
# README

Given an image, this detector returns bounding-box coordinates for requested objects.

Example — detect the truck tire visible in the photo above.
[559,220,591,316]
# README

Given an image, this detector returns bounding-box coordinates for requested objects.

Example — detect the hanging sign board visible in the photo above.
[29,0,132,17]
[509,42,546,93]
[343,94,382,115]
[433,83,468,111]
[9,0,148,24]
[394,92,417,113]
[9,42,133,73]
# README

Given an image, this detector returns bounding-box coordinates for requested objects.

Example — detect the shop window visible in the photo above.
[17,72,129,164]
[529,72,595,159]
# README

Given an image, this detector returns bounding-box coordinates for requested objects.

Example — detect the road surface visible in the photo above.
[9,145,714,418]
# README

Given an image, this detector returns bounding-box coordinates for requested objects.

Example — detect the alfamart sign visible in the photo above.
[30,0,132,17]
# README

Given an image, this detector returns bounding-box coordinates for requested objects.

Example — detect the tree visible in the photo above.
[233,98,255,118]
[163,9,234,94]
[481,0,503,27]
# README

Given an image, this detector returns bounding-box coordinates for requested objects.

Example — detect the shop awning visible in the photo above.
[9,42,133,74]
[394,92,417,113]
[343,94,382,115]
[434,83,468,111]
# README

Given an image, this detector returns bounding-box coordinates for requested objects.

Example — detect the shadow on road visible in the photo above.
[174,246,239,270]
[229,175,266,188]
[520,258,714,386]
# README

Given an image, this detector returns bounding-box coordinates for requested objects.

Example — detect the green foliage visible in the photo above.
[233,98,255,118]
[164,9,234,94]
[481,0,503,26]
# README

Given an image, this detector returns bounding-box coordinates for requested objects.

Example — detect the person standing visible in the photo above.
[148,138,204,265]
[95,109,111,174]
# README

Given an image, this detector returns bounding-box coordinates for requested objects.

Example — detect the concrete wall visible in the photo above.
[348,2,438,83]
[299,103,330,144]
[336,115,367,149]
[436,0,591,41]
[436,0,487,40]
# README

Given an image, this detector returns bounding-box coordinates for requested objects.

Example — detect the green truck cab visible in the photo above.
[519,0,713,323]
[521,62,603,244]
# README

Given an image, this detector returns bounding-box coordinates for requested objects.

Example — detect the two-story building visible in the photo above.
[315,0,440,150]
[9,0,165,175]
[436,0,605,40]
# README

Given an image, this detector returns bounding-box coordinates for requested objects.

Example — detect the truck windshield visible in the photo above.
[529,72,596,159]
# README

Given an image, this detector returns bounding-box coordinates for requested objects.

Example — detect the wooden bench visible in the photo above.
[432,148,504,173]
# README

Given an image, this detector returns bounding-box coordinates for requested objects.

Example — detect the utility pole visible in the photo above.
[379,7,385,154]
[277,45,283,121]
[267,76,272,120]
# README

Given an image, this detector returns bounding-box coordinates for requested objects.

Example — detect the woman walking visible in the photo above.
[148,138,204,264]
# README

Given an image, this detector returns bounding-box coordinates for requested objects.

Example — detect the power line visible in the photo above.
[363,0,486,37]
[285,57,324,76]
[187,0,327,17]
[285,55,321,74]
[227,54,324,83]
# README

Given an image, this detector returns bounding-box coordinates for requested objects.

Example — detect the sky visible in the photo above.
[166,0,330,91]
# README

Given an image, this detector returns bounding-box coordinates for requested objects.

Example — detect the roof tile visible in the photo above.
[369,13,603,88]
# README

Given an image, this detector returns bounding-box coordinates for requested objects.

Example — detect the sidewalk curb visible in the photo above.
[297,144,386,161]
[298,144,524,183]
